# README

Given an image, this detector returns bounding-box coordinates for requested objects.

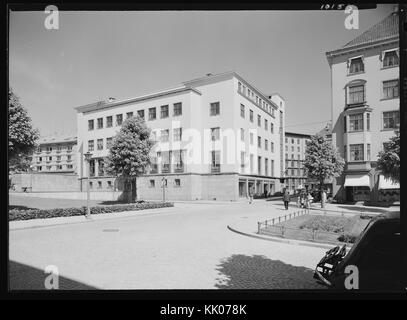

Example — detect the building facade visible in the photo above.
[284,132,311,193]
[75,72,285,201]
[31,135,77,174]
[326,11,400,204]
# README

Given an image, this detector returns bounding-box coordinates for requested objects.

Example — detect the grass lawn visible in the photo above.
[262,213,371,245]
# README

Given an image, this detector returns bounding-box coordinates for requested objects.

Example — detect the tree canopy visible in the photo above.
[377,132,400,183]
[304,134,345,187]
[9,88,39,171]
[105,116,155,177]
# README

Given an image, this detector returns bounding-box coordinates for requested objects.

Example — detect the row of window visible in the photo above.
[240,104,275,133]
[346,79,399,105]
[347,50,398,76]
[286,168,305,177]
[36,164,74,171]
[285,137,306,145]
[344,110,399,133]
[89,180,113,189]
[149,178,181,188]
[285,154,302,161]
[88,137,113,151]
[36,145,73,153]
[36,155,73,162]
[237,81,277,116]
[285,145,302,152]
[88,103,183,130]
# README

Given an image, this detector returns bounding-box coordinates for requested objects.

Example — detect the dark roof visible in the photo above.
[343,12,398,49]
[285,132,311,138]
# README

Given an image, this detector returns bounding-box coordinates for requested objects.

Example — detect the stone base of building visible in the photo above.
[79,173,284,201]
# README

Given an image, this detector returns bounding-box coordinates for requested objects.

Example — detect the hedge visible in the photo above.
[9,201,174,221]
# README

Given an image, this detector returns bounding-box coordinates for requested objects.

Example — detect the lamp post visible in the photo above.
[162,176,167,203]
[84,151,93,219]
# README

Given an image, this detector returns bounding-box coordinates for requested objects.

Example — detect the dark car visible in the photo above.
[314,211,402,290]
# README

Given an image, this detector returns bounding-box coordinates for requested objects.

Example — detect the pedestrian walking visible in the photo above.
[248,187,253,204]
[283,188,290,210]
[306,192,313,209]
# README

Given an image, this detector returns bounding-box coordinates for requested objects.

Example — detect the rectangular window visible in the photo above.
[271,142,274,153]
[297,147,300,152]
[257,115,261,127]
[173,128,182,141]
[383,50,399,68]
[265,139,268,151]
[240,151,245,169]
[149,107,156,120]
[383,80,399,99]
[67,165,73,169]
[366,113,370,131]
[126,112,133,119]
[137,110,145,119]
[160,105,169,118]
[161,151,171,173]
[240,128,245,141]
[149,180,155,188]
[173,102,182,116]
[174,179,181,187]
[106,116,113,128]
[97,181,102,189]
[160,129,169,142]
[258,156,262,175]
[344,115,347,133]
[350,144,364,161]
[257,136,261,148]
[265,158,268,176]
[106,137,113,149]
[211,151,221,173]
[349,113,364,132]
[367,144,371,161]
[250,154,254,173]
[97,118,103,129]
[116,114,123,126]
[211,127,220,141]
[270,123,274,134]
[97,139,103,150]
[383,111,400,129]
[240,104,245,118]
[271,160,274,176]
[173,150,184,173]
[349,57,364,74]
[344,145,347,162]
[250,132,254,145]
[88,120,94,131]
[210,102,220,116]
[88,140,94,151]
[107,181,112,188]
[250,110,254,122]
[264,119,268,131]
[348,85,365,104]
[98,159,104,176]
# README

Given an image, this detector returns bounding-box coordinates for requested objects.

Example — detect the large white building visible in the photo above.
[326,10,400,204]
[75,71,286,201]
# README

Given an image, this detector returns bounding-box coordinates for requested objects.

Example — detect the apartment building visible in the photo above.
[284,132,311,193]
[31,135,77,173]
[75,71,285,201]
[326,10,400,203]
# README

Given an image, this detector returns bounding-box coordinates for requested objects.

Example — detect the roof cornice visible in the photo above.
[75,87,202,114]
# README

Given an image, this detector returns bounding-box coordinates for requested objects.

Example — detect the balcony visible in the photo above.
[346,161,371,172]
[211,165,220,173]
[161,164,171,174]
[173,164,184,173]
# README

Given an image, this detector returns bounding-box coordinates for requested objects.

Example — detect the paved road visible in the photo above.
[9,201,327,290]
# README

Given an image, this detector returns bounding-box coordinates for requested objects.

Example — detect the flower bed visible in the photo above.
[9,201,174,221]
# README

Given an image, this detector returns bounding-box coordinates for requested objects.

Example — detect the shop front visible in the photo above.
[344,174,371,202]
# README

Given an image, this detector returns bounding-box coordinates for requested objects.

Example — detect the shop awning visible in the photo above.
[378,175,400,190]
[344,174,370,188]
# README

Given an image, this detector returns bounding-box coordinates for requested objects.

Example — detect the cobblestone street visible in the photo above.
[10,200,327,290]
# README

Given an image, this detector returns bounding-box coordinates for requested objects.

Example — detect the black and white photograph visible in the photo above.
[5,2,406,301]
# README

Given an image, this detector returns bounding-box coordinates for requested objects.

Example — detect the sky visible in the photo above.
[9,4,396,137]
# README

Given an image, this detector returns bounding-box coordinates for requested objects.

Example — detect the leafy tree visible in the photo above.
[304,134,345,207]
[8,88,39,172]
[377,132,400,183]
[105,116,155,202]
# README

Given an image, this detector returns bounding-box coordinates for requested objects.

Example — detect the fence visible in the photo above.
[257,209,356,244]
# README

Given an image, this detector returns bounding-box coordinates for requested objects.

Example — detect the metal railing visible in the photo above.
[257,209,309,233]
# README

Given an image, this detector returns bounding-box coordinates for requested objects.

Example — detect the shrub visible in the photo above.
[9,202,174,221]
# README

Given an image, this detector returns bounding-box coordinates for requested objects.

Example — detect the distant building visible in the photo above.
[31,135,77,174]
[326,10,400,203]
[75,71,286,201]
[284,132,311,193]
[317,123,332,143]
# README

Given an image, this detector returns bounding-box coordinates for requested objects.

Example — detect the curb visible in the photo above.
[227,224,343,250]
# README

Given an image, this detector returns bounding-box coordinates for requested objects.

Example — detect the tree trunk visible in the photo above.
[320,179,325,208]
